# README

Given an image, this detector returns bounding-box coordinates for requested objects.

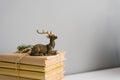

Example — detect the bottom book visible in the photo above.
[0,74,64,80]
[0,75,31,80]
[0,66,64,79]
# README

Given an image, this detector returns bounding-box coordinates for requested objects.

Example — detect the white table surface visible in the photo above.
[65,67,120,80]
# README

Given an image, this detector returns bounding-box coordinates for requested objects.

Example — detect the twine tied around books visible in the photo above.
[15,51,31,80]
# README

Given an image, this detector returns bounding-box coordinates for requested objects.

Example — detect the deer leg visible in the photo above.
[41,53,44,56]
[44,53,47,56]
[46,45,53,55]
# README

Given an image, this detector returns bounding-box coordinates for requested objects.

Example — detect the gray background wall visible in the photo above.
[0,0,119,75]
[109,0,120,65]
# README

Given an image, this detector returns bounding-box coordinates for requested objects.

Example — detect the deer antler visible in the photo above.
[37,30,53,35]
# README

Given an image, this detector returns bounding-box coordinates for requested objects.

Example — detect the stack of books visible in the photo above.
[0,51,65,80]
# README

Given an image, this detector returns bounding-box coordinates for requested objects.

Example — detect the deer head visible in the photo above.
[36,30,57,40]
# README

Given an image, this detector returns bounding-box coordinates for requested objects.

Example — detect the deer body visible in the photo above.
[30,30,57,56]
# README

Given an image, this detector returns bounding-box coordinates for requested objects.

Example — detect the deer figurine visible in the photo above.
[30,30,57,56]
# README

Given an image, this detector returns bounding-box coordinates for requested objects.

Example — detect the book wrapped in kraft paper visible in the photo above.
[0,74,64,80]
[0,61,64,72]
[0,67,64,80]
[0,51,65,80]
[0,51,65,67]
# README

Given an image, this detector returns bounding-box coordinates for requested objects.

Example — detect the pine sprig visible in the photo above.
[17,45,32,51]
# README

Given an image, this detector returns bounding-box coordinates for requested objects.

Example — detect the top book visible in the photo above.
[0,51,65,67]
